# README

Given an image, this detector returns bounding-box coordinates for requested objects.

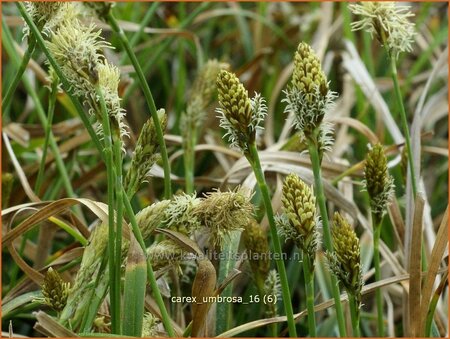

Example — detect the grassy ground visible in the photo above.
[2,2,448,337]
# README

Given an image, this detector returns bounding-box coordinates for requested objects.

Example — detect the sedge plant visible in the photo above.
[279,173,320,337]
[363,143,395,336]
[283,41,347,336]
[349,2,418,195]
[327,212,364,337]
[216,70,298,337]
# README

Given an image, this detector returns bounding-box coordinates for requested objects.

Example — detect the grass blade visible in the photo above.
[122,236,147,337]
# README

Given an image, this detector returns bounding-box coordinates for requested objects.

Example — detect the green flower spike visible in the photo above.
[279,173,320,268]
[216,70,267,153]
[41,267,70,312]
[284,42,337,139]
[363,143,395,222]
[327,212,363,298]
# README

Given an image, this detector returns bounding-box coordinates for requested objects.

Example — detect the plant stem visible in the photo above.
[373,220,384,337]
[2,38,36,114]
[106,12,172,199]
[247,143,297,337]
[348,293,361,337]
[113,133,124,334]
[302,254,317,337]
[35,80,58,194]
[96,87,120,334]
[389,57,418,197]
[307,137,347,337]
[121,189,176,337]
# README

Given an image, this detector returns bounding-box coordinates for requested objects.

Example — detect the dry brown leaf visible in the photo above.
[3,198,108,247]
[419,206,448,335]
[191,258,217,337]
[408,193,425,337]
[34,311,78,337]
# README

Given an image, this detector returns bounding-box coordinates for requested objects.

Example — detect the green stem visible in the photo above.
[35,80,58,194]
[302,254,317,337]
[373,220,384,337]
[113,134,124,335]
[96,87,120,334]
[121,189,176,337]
[2,37,36,114]
[348,293,361,337]
[307,137,347,337]
[247,143,297,337]
[49,216,88,246]
[389,57,418,197]
[106,12,172,199]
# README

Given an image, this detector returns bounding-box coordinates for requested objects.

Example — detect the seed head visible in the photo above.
[279,174,320,266]
[135,200,171,239]
[216,70,267,152]
[24,2,79,38]
[46,21,109,99]
[141,312,160,337]
[47,19,129,148]
[124,109,167,195]
[243,219,270,289]
[195,188,254,248]
[263,269,281,316]
[283,42,336,139]
[363,143,395,221]
[96,61,129,143]
[327,212,363,297]
[164,193,202,235]
[293,42,329,98]
[41,267,70,312]
[349,2,416,59]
